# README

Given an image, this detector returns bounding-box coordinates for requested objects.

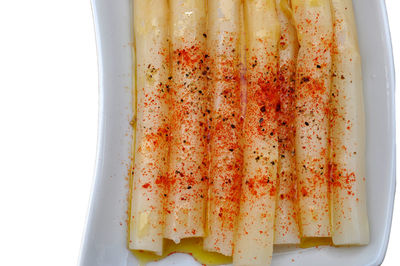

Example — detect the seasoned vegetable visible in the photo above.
[274,0,300,245]
[129,0,170,255]
[330,0,369,246]
[233,0,280,265]
[203,0,243,256]
[164,0,209,243]
[292,0,333,238]
[129,0,370,263]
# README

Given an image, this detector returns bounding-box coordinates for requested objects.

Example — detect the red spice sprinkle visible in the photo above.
[142,183,151,189]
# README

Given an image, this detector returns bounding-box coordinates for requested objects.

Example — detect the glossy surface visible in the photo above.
[80,0,395,265]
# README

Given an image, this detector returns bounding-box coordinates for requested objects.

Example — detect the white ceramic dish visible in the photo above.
[79,0,396,265]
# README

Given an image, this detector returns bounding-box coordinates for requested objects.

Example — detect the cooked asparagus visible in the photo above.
[130,0,170,255]
[233,1,280,265]
[330,0,369,246]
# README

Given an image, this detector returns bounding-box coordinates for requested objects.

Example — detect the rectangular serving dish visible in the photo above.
[80,0,396,265]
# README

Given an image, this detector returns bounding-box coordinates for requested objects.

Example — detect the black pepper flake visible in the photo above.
[341,75,345,80]
[203,33,207,38]
[271,161,275,165]
[259,118,264,123]
[168,76,172,80]
[206,109,211,113]
[177,61,181,65]
[231,124,236,129]
[260,106,266,112]
[164,194,167,197]
[187,186,192,189]
[301,77,310,84]
[255,156,260,161]
[270,132,274,136]
[317,65,321,68]
[305,122,309,126]
[175,170,184,177]
[205,54,209,58]
[229,148,234,152]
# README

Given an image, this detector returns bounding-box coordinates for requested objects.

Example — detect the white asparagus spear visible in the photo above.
[129,0,170,255]
[292,0,333,238]
[233,1,280,265]
[274,0,300,245]
[330,0,369,245]
[164,0,209,243]
[203,0,243,256]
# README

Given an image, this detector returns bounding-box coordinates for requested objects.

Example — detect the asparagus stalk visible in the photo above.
[129,0,170,255]
[274,0,300,245]
[330,0,369,245]
[291,0,333,238]
[203,0,243,256]
[233,1,280,265]
[164,0,209,243]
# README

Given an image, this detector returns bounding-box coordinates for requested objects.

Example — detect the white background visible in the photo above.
[0,0,398,265]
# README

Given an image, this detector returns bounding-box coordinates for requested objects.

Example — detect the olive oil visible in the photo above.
[132,238,232,266]
[299,237,332,249]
